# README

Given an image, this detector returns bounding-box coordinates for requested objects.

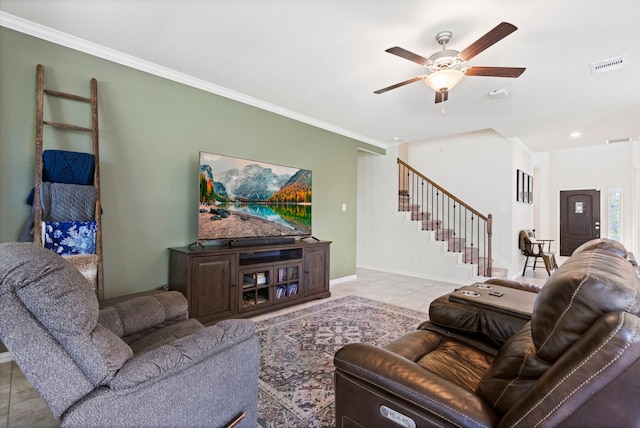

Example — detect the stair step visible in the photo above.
[435,229,455,240]
[421,219,442,230]
[399,203,420,212]
[396,185,497,278]
[446,238,466,252]
[411,211,431,221]
[465,254,485,265]
[463,247,479,261]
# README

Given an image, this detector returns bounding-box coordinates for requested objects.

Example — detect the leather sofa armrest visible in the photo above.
[334,343,499,428]
[429,292,529,346]
[483,278,541,293]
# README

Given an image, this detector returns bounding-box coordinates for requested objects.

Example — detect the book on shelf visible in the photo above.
[276,285,287,299]
[243,272,267,286]
[287,283,298,296]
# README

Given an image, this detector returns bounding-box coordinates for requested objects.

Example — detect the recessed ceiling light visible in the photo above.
[570,131,581,138]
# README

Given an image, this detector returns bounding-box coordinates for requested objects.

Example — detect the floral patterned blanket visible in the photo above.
[43,221,97,255]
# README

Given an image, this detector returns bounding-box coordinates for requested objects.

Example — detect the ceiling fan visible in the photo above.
[374,22,526,103]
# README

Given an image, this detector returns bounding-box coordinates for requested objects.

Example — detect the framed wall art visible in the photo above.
[517,169,533,204]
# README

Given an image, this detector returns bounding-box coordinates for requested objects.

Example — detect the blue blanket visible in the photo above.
[27,149,95,205]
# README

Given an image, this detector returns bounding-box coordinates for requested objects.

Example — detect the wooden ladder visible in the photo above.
[34,64,104,300]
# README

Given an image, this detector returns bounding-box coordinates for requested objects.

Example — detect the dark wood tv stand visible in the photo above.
[168,240,331,324]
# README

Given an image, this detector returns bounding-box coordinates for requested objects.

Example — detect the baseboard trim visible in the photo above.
[0,351,13,364]
[330,274,357,286]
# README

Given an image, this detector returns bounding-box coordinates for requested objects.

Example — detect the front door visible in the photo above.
[559,189,601,256]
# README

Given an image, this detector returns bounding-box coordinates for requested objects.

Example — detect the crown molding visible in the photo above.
[506,136,532,155]
[0,12,387,150]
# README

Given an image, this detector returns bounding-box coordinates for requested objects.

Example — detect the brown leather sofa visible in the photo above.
[334,238,640,427]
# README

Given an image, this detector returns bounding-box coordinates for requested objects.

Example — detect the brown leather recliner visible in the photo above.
[334,239,640,427]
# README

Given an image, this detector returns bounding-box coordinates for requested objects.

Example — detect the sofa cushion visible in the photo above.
[572,237,628,258]
[98,291,189,341]
[87,323,134,381]
[476,323,551,414]
[110,319,256,390]
[0,243,132,385]
[478,241,640,416]
[127,318,204,355]
[1,243,98,336]
[532,246,640,362]
[384,329,494,393]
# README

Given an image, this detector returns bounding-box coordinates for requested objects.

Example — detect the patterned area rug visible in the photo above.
[255,295,429,427]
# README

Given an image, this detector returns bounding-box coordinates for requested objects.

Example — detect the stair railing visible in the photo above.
[398,158,492,276]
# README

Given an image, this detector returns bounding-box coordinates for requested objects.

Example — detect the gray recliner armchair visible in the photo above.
[0,242,259,428]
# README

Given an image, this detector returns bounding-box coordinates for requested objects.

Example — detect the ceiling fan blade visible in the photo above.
[458,22,517,62]
[435,90,448,104]
[465,66,526,78]
[385,47,430,66]
[374,76,424,94]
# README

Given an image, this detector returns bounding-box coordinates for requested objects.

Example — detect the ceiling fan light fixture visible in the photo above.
[424,69,464,92]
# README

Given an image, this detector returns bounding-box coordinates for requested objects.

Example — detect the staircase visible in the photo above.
[398,159,495,278]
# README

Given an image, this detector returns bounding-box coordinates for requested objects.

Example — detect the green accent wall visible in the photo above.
[0,27,384,298]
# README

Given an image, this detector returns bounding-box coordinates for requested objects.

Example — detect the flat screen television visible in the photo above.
[198,152,312,244]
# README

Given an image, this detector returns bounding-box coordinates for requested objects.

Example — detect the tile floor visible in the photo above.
[0,267,550,427]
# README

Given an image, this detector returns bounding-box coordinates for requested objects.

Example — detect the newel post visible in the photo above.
[486,214,493,276]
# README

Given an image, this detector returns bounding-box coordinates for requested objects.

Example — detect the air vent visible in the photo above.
[591,55,628,74]
[606,137,632,144]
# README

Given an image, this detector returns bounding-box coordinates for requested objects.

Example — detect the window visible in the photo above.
[608,188,621,240]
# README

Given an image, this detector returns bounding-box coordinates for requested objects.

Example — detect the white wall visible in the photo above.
[511,138,536,274]
[357,129,534,279]
[535,142,637,254]
[357,134,638,282]
[408,129,532,275]
[357,145,478,283]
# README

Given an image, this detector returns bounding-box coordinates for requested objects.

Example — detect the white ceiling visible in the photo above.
[2,0,640,152]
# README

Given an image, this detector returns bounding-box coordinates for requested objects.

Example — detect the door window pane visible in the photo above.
[574,202,584,214]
